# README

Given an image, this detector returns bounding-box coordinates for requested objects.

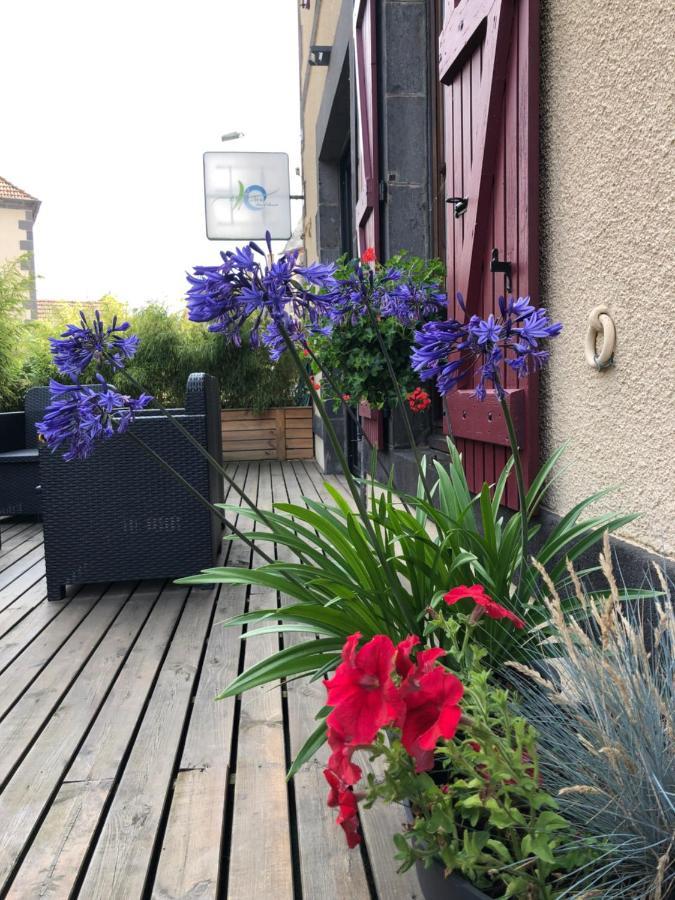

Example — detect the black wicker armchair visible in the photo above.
[0,387,51,541]
[40,373,224,600]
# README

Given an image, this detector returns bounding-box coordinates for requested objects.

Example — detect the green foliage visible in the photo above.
[367,656,596,898]
[114,305,299,411]
[0,257,35,410]
[182,443,636,731]
[4,300,300,412]
[310,251,445,407]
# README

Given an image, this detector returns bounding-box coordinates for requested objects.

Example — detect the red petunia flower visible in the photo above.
[394,634,420,679]
[443,584,525,630]
[400,666,464,772]
[326,721,362,786]
[326,633,403,745]
[324,767,342,807]
[342,393,351,402]
[360,246,376,264]
[336,789,362,847]
[302,347,310,357]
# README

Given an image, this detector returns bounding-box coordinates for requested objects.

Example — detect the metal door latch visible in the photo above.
[490,247,512,294]
[446,196,468,217]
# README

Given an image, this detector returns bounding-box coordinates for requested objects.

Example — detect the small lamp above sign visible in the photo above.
[203,151,292,241]
[309,45,332,66]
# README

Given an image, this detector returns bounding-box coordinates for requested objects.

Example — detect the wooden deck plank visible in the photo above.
[277,461,372,900]
[78,589,216,900]
[300,462,424,900]
[0,583,152,892]
[0,588,74,675]
[0,586,123,787]
[0,576,50,640]
[227,463,294,900]
[5,584,186,899]
[0,557,46,616]
[152,464,249,899]
[0,545,44,595]
[0,523,41,560]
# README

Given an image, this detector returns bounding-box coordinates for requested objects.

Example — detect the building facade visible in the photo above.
[297,0,674,575]
[0,176,40,318]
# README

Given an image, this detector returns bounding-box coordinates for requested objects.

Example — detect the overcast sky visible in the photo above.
[1,0,302,308]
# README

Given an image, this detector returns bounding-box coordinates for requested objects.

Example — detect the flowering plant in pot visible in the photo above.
[321,587,598,898]
[307,249,443,450]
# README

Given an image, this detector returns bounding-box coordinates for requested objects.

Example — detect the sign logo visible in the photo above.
[203,151,291,241]
[232,181,278,212]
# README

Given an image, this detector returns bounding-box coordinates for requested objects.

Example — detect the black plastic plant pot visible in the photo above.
[415,861,492,900]
[386,402,432,450]
[404,802,492,900]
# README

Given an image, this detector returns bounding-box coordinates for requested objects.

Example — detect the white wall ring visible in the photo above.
[585,305,616,370]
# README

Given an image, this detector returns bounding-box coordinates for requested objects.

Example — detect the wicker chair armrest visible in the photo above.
[0,412,26,452]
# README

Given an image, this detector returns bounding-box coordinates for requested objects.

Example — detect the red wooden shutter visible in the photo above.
[439,0,539,508]
[354,0,380,257]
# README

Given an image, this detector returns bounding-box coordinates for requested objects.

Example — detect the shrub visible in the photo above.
[8,300,301,412]
[0,257,35,410]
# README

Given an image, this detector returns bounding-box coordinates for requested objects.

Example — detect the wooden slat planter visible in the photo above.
[221,407,313,461]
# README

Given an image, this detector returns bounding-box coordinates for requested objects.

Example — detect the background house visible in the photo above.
[297,0,674,577]
[0,176,40,318]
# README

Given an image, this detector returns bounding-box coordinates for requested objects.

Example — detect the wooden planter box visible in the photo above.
[221,407,313,461]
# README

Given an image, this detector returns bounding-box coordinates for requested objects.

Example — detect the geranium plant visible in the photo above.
[308,250,445,409]
[321,599,597,898]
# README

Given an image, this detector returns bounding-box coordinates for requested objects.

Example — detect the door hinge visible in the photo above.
[379,180,387,203]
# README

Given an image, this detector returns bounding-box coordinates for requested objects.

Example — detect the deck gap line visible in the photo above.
[218,460,259,900]
[0,579,156,896]
[0,583,111,728]
[64,579,185,900]
[0,558,46,616]
[273,462,304,900]
[0,548,46,595]
[0,581,91,676]
[140,578,226,899]
[139,582,221,900]
[0,595,75,676]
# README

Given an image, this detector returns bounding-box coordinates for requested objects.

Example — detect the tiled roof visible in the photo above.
[0,176,39,203]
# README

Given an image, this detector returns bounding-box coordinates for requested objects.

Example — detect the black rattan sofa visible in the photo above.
[40,373,224,600]
[0,387,50,544]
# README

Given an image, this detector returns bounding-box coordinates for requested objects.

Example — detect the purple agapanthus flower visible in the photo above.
[49,310,139,379]
[36,379,153,461]
[326,262,446,327]
[411,293,562,400]
[186,231,337,357]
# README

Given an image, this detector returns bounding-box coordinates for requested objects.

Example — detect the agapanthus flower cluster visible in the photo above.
[327,262,446,329]
[443,584,526,630]
[49,310,139,379]
[323,632,464,847]
[36,379,152,461]
[186,231,337,356]
[407,387,431,413]
[38,310,153,461]
[411,293,562,400]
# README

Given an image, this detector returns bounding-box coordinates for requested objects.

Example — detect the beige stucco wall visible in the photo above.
[0,207,24,265]
[540,0,675,558]
[298,0,342,263]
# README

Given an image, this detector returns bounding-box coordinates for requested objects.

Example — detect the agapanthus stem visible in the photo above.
[277,320,417,635]
[126,430,275,565]
[363,298,434,508]
[498,392,529,597]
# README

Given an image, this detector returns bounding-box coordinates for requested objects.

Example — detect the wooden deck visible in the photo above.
[0,461,423,900]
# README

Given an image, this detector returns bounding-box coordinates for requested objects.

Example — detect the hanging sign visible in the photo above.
[203,151,291,241]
